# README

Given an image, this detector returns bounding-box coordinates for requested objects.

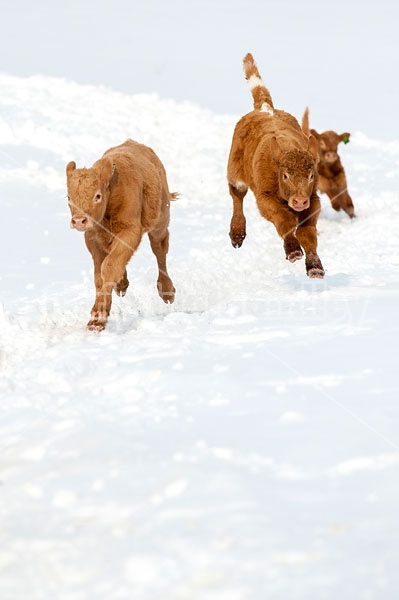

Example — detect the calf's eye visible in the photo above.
[283,173,289,181]
[94,192,102,203]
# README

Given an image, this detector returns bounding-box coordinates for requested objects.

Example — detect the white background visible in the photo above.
[1,0,398,139]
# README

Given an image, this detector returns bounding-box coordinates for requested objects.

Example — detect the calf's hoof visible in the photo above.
[115,276,129,296]
[230,230,246,248]
[344,205,356,219]
[284,237,303,262]
[306,252,325,279]
[87,311,108,332]
[87,320,106,332]
[157,278,176,304]
[287,249,303,263]
[307,267,325,279]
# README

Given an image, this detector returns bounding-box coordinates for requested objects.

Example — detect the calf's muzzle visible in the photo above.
[289,196,310,211]
[324,151,338,163]
[71,216,90,231]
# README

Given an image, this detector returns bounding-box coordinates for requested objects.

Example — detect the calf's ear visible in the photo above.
[308,135,320,164]
[302,107,310,136]
[310,128,320,140]
[339,132,351,144]
[99,157,115,187]
[270,136,281,163]
[66,161,76,177]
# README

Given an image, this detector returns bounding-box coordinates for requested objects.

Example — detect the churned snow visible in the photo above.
[1,72,399,599]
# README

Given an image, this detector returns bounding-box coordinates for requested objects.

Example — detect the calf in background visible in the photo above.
[302,107,355,218]
[66,139,176,331]
[228,53,324,278]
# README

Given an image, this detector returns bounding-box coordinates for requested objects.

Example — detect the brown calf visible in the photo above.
[302,107,354,218]
[66,139,176,331]
[228,54,324,278]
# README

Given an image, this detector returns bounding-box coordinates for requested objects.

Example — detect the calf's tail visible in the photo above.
[243,53,274,115]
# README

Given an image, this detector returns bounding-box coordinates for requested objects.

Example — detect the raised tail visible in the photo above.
[302,107,310,136]
[243,53,274,115]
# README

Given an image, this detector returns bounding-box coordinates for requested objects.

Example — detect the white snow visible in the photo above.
[1,67,399,599]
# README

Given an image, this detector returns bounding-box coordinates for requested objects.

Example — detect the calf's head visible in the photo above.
[271,136,319,212]
[310,129,350,165]
[66,158,115,231]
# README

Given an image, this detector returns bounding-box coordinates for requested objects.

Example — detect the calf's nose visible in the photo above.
[71,216,88,230]
[291,196,310,211]
[325,152,337,162]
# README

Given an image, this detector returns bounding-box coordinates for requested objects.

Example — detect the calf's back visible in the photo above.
[97,139,170,231]
[228,109,309,190]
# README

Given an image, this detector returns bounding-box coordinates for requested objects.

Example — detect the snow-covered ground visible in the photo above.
[1,72,399,599]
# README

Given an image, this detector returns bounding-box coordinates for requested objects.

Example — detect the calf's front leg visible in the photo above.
[327,186,355,219]
[340,189,355,219]
[85,233,107,329]
[256,193,303,262]
[296,198,325,279]
[87,225,142,331]
[322,172,355,219]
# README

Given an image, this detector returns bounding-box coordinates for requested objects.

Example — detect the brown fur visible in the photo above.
[66,139,176,331]
[302,107,354,218]
[228,54,324,278]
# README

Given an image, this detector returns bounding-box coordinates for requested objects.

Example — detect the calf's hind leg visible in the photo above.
[149,226,175,304]
[229,182,247,248]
